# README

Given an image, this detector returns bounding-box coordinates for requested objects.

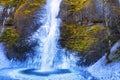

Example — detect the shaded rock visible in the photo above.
[59,0,109,66]
[0,5,4,26]
[5,17,14,26]
[6,0,46,61]
[14,1,46,37]
[6,37,38,61]
[59,0,104,26]
[58,0,120,66]
[108,40,120,61]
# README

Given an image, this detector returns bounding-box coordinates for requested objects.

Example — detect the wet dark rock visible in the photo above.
[58,0,120,66]
[5,17,14,26]
[5,1,46,61]
[107,40,120,62]
[6,37,38,61]
[14,2,46,37]
[59,0,109,66]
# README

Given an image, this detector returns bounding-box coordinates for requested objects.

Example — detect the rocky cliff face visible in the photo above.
[14,0,46,37]
[59,0,120,66]
[0,0,46,61]
[7,0,46,61]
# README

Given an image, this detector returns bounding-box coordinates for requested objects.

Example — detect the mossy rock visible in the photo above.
[23,0,46,16]
[5,17,14,26]
[60,23,107,53]
[14,0,46,37]
[0,0,13,6]
[0,27,20,46]
[63,0,90,12]
[14,0,46,18]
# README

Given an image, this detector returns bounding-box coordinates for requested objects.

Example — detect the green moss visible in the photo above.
[7,17,13,21]
[24,10,31,16]
[60,24,106,53]
[0,0,14,6]
[29,3,41,7]
[64,0,90,12]
[0,28,20,46]
[23,0,46,16]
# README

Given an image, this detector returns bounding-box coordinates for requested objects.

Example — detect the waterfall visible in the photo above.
[0,6,11,35]
[30,0,77,71]
[40,0,62,71]
[32,0,62,71]
[0,6,4,34]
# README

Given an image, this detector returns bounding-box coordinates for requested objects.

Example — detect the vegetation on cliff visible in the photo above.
[64,0,89,12]
[60,24,107,53]
[0,28,19,46]
[59,0,120,65]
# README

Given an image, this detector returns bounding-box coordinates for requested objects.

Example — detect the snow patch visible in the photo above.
[88,56,120,80]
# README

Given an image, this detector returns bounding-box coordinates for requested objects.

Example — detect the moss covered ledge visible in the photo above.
[60,23,107,53]
[0,28,20,46]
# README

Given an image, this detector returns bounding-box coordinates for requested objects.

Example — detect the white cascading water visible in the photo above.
[31,0,76,71]
[40,0,62,71]
[0,6,11,35]
[30,0,79,71]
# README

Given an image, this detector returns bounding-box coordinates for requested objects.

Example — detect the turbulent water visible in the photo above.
[38,0,62,70]
[31,0,78,70]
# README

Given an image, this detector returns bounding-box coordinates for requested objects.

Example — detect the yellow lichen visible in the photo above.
[23,0,46,16]
[64,0,90,12]
[0,28,20,46]
[60,24,106,53]
[29,3,41,7]
[0,0,14,6]
[24,10,31,16]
